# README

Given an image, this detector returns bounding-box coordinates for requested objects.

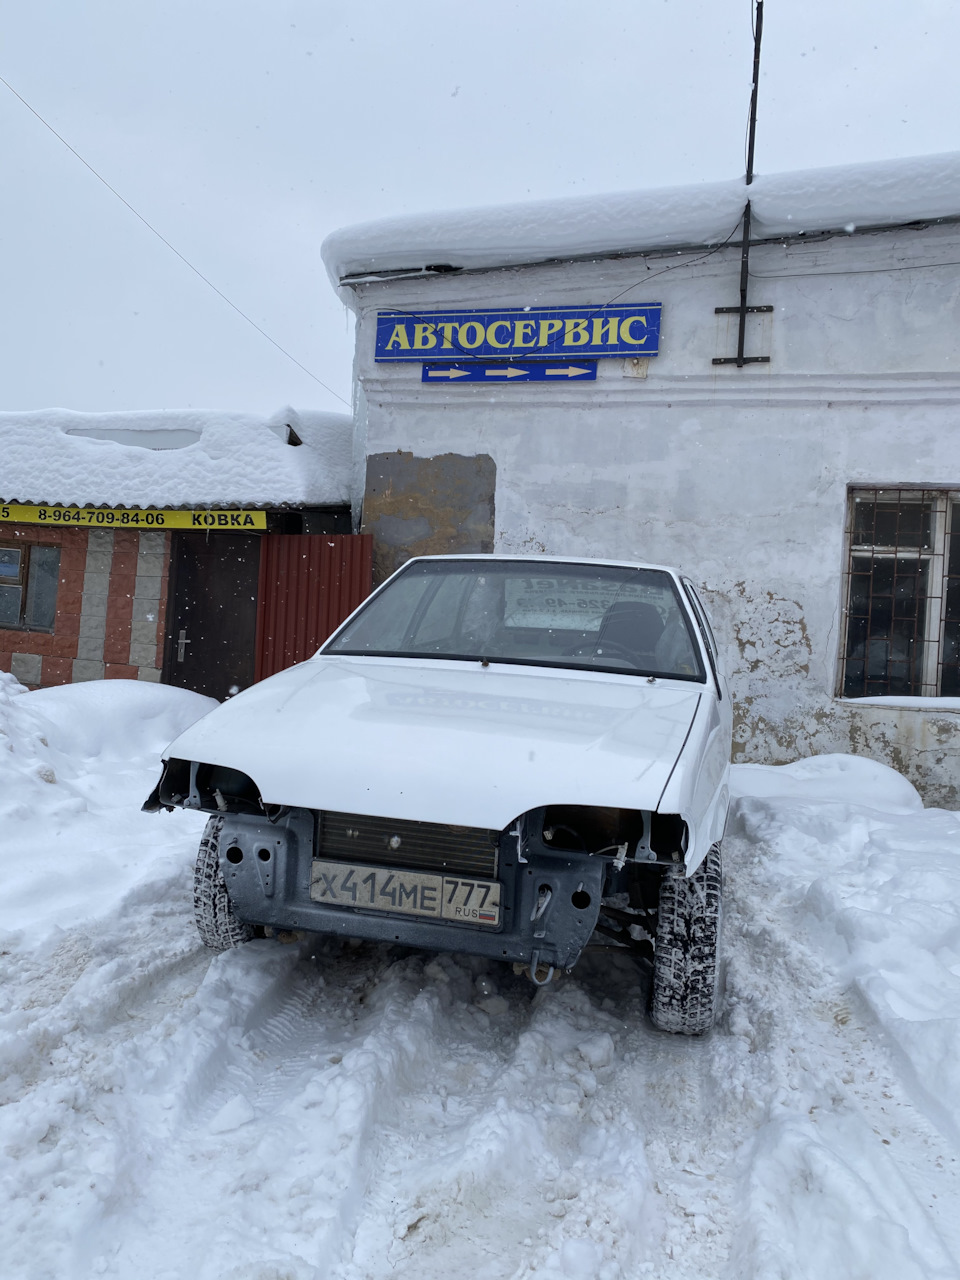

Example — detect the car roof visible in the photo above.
[402,554,685,576]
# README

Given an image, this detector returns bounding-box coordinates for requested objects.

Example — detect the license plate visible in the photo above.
[310,859,501,927]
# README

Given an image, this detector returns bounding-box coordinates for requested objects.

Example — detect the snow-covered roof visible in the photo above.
[322,152,960,287]
[0,408,354,508]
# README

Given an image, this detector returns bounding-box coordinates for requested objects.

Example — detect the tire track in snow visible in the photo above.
[72,940,657,1280]
[336,952,675,1280]
[7,808,960,1280]
[0,869,218,1280]
[0,867,208,1098]
[62,891,960,1280]
[331,829,960,1280]
[333,824,960,1280]
[72,942,480,1280]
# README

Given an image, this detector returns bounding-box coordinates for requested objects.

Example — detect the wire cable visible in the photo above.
[750,255,960,281]
[601,223,744,305]
[377,221,745,362]
[0,74,350,407]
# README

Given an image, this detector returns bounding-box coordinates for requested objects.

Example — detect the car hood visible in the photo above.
[165,656,703,829]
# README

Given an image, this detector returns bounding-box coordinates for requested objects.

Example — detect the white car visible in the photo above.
[145,556,732,1033]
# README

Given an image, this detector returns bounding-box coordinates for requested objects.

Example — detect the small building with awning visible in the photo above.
[0,407,370,701]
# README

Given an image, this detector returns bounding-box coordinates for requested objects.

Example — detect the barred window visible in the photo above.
[841,489,960,698]
[0,544,61,632]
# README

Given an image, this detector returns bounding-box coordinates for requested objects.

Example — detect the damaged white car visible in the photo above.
[145,556,732,1034]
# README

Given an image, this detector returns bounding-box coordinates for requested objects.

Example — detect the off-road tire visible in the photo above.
[650,842,722,1035]
[193,816,254,951]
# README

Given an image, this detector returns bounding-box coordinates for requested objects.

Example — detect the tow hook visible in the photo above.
[528,949,555,986]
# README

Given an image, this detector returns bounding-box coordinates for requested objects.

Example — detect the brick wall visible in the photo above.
[0,524,86,687]
[0,523,171,688]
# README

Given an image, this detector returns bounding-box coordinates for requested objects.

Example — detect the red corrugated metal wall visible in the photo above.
[255,534,373,681]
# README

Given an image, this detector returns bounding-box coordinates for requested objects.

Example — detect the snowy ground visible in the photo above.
[3,675,960,1280]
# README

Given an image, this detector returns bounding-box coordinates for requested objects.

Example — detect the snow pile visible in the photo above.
[3,741,960,1279]
[726,754,960,1278]
[0,674,213,939]
[322,151,960,285]
[731,755,960,1140]
[730,751,924,812]
[0,406,353,508]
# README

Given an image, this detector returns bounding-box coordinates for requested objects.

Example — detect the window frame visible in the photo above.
[839,487,958,699]
[0,541,61,634]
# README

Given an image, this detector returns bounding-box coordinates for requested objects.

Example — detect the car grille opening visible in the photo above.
[317,811,499,878]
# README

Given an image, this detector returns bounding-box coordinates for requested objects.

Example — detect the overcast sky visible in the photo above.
[0,0,955,415]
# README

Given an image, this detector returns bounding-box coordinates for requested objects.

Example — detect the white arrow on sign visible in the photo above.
[484,366,529,378]
[544,365,593,378]
[426,367,471,379]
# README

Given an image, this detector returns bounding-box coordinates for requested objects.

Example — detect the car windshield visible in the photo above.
[323,560,706,681]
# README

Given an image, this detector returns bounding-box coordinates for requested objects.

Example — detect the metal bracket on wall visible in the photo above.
[712,304,773,367]
[712,201,773,367]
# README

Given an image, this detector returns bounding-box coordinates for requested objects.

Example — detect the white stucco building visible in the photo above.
[322,153,960,804]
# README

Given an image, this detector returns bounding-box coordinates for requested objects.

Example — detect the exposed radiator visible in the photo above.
[318,810,499,878]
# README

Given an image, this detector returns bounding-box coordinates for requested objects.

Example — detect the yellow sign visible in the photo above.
[0,504,267,530]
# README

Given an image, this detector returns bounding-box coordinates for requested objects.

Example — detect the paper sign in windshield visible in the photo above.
[504,577,675,631]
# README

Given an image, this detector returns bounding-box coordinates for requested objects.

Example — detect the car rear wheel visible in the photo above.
[650,842,722,1035]
[194,816,254,951]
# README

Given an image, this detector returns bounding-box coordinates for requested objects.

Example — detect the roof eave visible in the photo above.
[337,213,960,292]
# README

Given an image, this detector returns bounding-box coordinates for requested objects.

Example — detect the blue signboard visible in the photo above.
[422,361,597,383]
[376,305,661,362]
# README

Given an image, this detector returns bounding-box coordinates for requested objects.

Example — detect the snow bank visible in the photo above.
[0,406,353,507]
[721,753,960,1277]
[0,675,214,940]
[731,752,960,1145]
[730,752,923,814]
[322,151,960,285]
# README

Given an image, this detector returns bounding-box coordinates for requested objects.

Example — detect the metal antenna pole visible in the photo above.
[713,0,771,368]
[746,0,763,187]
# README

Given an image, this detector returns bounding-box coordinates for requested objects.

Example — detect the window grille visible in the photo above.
[841,489,960,698]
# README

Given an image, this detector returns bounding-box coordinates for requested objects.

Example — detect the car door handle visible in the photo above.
[177,629,191,662]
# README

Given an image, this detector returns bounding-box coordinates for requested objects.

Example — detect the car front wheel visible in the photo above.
[650,842,722,1035]
[193,816,254,951]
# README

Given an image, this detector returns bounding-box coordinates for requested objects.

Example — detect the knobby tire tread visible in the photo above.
[650,842,722,1035]
[194,816,254,951]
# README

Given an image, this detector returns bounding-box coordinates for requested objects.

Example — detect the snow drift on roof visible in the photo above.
[321,151,960,286]
[0,407,353,508]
